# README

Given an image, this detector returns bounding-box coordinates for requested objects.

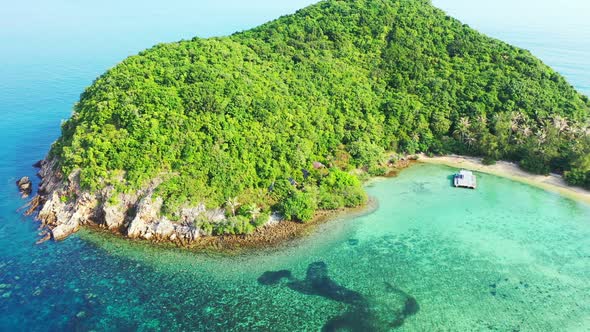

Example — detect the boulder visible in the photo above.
[51,218,80,241]
[313,161,325,169]
[16,176,32,198]
[103,204,126,230]
[127,196,163,239]
[153,218,175,239]
[37,191,95,241]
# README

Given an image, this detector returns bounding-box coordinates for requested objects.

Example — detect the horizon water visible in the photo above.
[1,0,589,330]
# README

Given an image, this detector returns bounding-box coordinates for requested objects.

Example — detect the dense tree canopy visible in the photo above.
[50,0,590,229]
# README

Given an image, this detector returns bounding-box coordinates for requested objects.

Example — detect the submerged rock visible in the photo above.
[35,232,51,244]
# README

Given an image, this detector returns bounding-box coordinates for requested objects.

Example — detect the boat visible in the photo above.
[454,169,477,189]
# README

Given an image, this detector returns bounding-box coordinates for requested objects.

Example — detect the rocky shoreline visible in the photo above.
[82,200,378,253]
[21,156,413,248]
[23,158,232,245]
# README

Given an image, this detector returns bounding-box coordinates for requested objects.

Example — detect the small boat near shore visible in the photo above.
[454,169,477,189]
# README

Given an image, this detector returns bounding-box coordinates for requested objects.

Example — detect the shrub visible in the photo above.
[368,165,387,176]
[232,216,256,235]
[564,154,590,189]
[107,193,120,206]
[318,188,345,210]
[252,211,271,228]
[280,191,317,223]
[318,168,366,208]
[519,154,551,175]
[213,215,254,235]
[322,169,361,190]
[341,186,368,208]
[270,179,295,202]
[347,140,384,169]
[236,205,251,218]
[482,156,497,165]
[195,217,214,236]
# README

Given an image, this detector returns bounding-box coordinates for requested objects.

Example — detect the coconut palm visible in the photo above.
[521,125,532,138]
[536,129,547,147]
[514,122,532,144]
[570,123,583,136]
[248,204,261,222]
[454,117,471,142]
[226,197,239,217]
[477,114,488,127]
[465,134,477,147]
[552,115,569,134]
[509,112,521,133]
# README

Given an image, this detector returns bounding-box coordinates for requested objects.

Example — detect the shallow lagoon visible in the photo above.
[4,164,587,330]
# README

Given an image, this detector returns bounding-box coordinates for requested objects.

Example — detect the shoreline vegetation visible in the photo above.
[25,157,413,250]
[418,154,590,205]
[24,153,588,252]
[22,0,590,248]
[39,153,590,253]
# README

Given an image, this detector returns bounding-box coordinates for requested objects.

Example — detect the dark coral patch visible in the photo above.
[257,270,292,285]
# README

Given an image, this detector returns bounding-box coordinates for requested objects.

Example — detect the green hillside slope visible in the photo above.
[48,0,590,230]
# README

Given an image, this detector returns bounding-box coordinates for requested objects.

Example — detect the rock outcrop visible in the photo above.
[16,177,32,198]
[26,158,263,245]
[127,195,164,239]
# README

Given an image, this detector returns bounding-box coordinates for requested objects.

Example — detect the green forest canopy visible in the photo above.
[50,0,590,230]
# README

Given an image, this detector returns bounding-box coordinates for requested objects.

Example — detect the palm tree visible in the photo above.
[248,204,261,222]
[509,112,522,133]
[477,114,488,127]
[512,111,524,121]
[552,115,569,134]
[465,134,477,147]
[454,117,471,142]
[536,129,547,147]
[521,125,532,138]
[226,197,239,217]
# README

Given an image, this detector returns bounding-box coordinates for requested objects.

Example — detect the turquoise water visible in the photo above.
[1,0,589,330]
[6,165,589,330]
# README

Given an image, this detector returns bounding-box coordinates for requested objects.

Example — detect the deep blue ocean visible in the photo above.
[0,0,588,330]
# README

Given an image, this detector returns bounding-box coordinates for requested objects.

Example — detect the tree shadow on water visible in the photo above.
[257,261,419,331]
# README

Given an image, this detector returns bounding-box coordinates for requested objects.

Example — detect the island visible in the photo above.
[26,0,590,246]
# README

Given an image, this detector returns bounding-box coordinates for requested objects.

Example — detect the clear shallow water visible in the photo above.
[3,165,589,330]
[1,0,589,331]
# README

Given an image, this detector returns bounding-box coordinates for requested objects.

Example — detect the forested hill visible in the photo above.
[49,0,590,228]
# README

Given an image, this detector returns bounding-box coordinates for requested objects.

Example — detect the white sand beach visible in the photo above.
[418,154,590,205]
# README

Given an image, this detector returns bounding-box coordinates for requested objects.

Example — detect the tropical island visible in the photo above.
[26,0,589,246]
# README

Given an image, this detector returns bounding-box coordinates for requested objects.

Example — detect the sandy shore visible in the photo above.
[418,154,590,205]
